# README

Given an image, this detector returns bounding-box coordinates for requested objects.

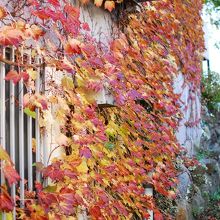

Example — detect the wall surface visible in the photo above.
[174,73,202,156]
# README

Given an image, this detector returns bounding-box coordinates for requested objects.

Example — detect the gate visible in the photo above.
[0,46,45,219]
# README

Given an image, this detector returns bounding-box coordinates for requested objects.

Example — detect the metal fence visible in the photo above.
[0,46,45,219]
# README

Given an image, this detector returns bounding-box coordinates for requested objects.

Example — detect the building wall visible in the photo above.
[174,73,202,156]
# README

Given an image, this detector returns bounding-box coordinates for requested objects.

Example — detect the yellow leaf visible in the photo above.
[76,160,88,173]
[27,68,37,80]
[76,75,85,87]
[49,95,58,103]
[61,76,74,90]
[94,0,103,7]
[87,158,96,169]
[6,212,13,220]
[31,49,37,58]
[32,138,36,152]
[100,159,110,166]
[103,178,110,186]
[0,145,11,162]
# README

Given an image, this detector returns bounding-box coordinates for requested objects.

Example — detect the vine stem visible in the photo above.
[46,145,63,166]
[0,56,43,68]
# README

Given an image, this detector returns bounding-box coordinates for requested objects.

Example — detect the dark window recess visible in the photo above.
[135,99,153,112]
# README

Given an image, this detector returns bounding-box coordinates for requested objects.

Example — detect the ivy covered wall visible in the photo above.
[0,0,204,219]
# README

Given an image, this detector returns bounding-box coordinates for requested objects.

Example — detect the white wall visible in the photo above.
[174,73,202,156]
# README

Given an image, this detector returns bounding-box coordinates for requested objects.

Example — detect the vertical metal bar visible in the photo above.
[9,47,16,219]
[0,47,6,220]
[19,50,25,207]
[0,47,6,182]
[27,115,33,189]
[27,54,33,191]
[35,57,41,182]
[42,66,47,167]
[41,66,48,188]
[144,187,153,220]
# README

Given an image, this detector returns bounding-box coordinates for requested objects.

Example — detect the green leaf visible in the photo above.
[104,142,115,150]
[44,185,57,193]
[24,108,36,118]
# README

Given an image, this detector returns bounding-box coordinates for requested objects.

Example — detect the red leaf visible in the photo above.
[89,205,102,218]
[58,189,76,215]
[0,188,14,212]
[32,9,52,20]
[20,71,29,82]
[154,210,164,220]
[64,4,80,19]
[39,192,57,208]
[59,190,76,205]
[47,0,60,7]
[82,22,90,31]
[35,181,43,192]
[80,146,92,159]
[39,98,48,110]
[3,164,20,186]
[42,162,64,181]
[5,70,21,84]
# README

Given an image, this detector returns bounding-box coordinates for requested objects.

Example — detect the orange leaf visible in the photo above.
[0,187,14,212]
[29,25,45,40]
[64,39,81,54]
[104,1,115,12]
[89,206,102,218]
[80,0,90,4]
[0,26,24,46]
[0,6,7,20]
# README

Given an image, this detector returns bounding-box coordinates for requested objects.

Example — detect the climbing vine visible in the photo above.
[0,0,204,219]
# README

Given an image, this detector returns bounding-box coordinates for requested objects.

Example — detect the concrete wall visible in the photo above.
[174,73,202,156]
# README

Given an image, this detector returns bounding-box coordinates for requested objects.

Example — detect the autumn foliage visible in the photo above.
[0,0,204,219]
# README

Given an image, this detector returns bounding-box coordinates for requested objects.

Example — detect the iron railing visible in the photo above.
[0,46,45,220]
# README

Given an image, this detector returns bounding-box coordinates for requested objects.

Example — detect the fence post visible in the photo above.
[0,47,6,220]
[9,47,16,219]
[35,56,41,183]
[27,53,33,191]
